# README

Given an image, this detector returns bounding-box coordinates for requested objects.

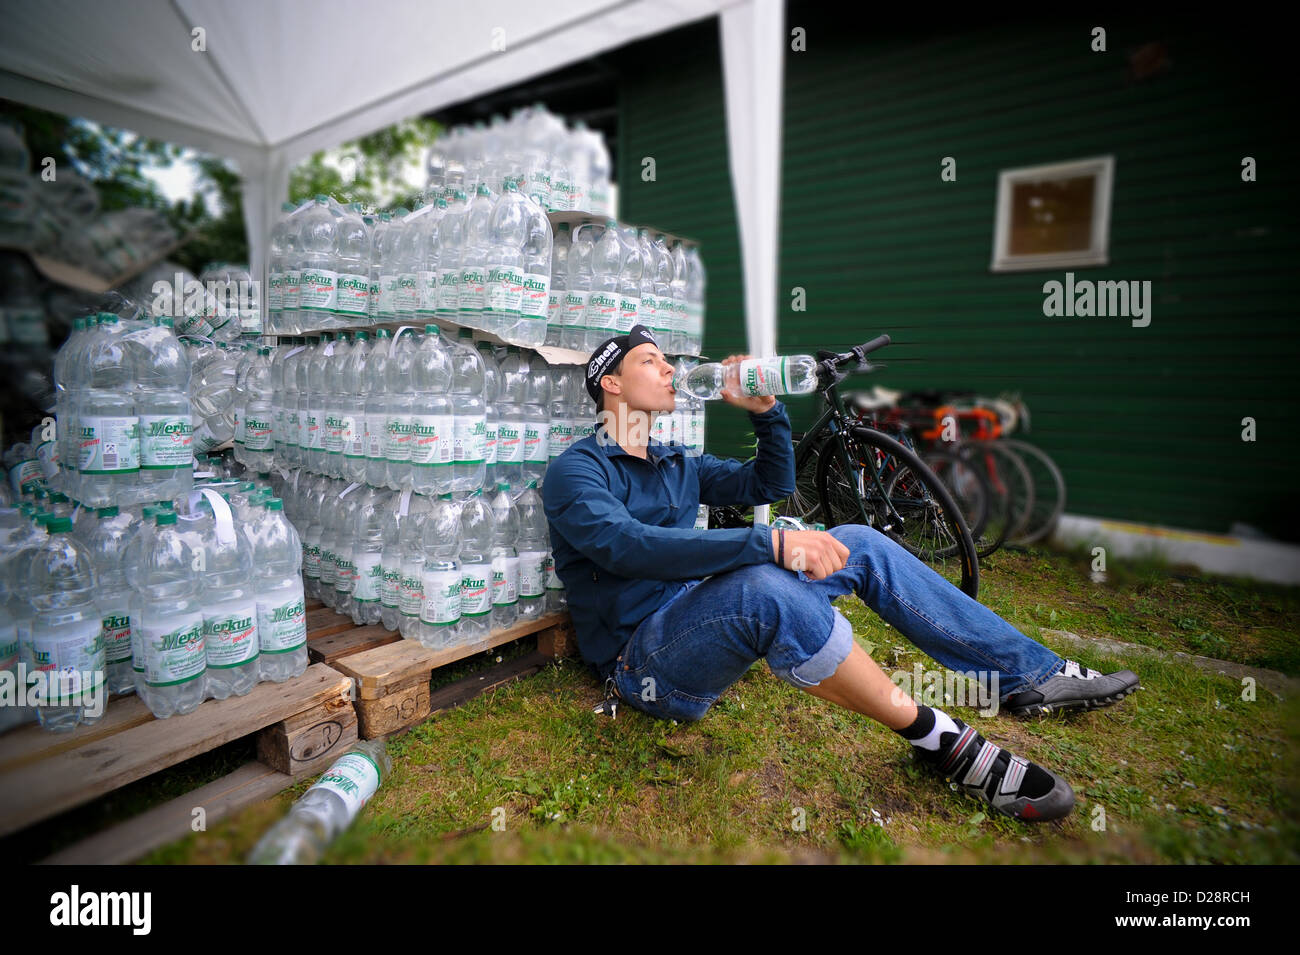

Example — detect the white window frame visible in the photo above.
[991,155,1115,272]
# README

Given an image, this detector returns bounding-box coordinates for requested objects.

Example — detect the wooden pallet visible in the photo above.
[3,599,574,858]
[304,608,576,738]
[0,664,357,841]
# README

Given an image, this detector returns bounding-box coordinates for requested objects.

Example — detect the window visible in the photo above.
[991,156,1115,271]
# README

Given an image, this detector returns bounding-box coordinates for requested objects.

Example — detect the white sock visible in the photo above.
[912,707,961,752]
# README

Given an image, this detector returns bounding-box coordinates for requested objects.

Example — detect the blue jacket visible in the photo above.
[542,401,795,679]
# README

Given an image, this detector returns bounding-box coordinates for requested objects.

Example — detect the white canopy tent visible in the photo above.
[1,0,783,369]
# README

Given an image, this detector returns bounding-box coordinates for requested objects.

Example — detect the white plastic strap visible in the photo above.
[392,325,415,345]
[193,470,216,479]
[199,487,238,545]
[398,488,412,518]
[285,345,306,359]
[324,342,335,356]
[338,482,361,499]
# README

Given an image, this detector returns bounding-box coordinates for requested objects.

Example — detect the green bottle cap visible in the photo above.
[265,498,284,511]
[497,482,510,492]
[97,506,119,518]
[48,517,73,533]
[156,512,177,526]
[425,324,439,334]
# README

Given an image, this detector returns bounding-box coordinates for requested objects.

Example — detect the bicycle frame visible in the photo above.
[795,384,907,529]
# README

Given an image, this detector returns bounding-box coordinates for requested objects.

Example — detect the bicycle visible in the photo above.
[778,336,980,599]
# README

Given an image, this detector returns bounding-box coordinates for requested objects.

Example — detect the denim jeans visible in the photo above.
[611,523,1064,722]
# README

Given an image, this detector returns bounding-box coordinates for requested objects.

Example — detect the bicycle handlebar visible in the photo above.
[815,334,891,389]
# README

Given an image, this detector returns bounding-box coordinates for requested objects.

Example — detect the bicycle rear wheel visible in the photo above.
[1001,439,1066,547]
[817,426,980,599]
[923,448,993,554]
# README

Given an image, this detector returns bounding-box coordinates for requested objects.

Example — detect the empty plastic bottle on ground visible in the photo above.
[248,739,392,865]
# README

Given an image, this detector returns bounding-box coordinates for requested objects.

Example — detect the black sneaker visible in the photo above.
[918,720,1076,822]
[1003,660,1140,717]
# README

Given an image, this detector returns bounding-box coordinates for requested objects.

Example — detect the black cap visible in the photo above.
[585,325,659,402]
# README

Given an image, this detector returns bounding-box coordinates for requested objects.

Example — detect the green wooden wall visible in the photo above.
[616,12,1299,541]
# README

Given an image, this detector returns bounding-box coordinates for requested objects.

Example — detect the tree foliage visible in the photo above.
[1,100,441,276]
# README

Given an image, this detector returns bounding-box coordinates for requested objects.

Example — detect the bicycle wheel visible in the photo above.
[778,430,826,523]
[817,426,979,599]
[1001,439,1066,547]
[923,448,992,553]
[967,440,1036,551]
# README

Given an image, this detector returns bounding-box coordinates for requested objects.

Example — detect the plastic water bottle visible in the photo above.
[415,199,446,322]
[679,355,819,400]
[84,505,139,696]
[410,326,454,496]
[298,196,339,331]
[435,189,468,324]
[21,517,105,731]
[326,481,365,613]
[247,739,391,865]
[334,202,373,325]
[77,314,139,508]
[348,486,389,626]
[477,342,500,490]
[484,178,527,337]
[669,240,690,356]
[324,333,352,479]
[650,234,676,352]
[136,511,206,718]
[515,480,548,621]
[396,492,431,640]
[300,475,328,601]
[341,331,370,484]
[586,222,621,350]
[459,184,494,329]
[545,222,570,347]
[456,488,494,645]
[252,498,308,683]
[305,335,330,474]
[380,490,427,632]
[616,225,643,334]
[363,329,392,488]
[242,347,275,474]
[495,347,526,490]
[684,243,707,356]
[488,482,520,631]
[449,329,486,496]
[635,229,660,344]
[513,190,552,348]
[521,353,552,488]
[548,367,576,470]
[200,492,260,700]
[417,492,462,649]
[383,330,416,491]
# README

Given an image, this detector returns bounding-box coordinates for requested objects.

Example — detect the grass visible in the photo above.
[7,543,1299,865]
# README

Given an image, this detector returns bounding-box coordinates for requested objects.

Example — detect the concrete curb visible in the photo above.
[1039,628,1298,701]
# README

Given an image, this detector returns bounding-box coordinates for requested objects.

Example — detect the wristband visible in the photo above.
[778,527,786,567]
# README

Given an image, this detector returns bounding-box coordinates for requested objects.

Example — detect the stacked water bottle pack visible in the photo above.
[0,468,309,732]
[265,105,706,355]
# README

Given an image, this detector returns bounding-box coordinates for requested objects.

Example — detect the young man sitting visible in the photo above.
[542,326,1139,822]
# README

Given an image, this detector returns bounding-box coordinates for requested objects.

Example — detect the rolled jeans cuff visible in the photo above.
[781,607,853,688]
